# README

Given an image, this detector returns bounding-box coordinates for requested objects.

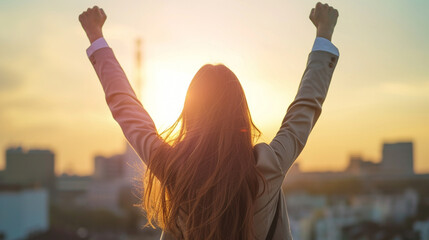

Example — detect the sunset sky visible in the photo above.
[1,0,428,175]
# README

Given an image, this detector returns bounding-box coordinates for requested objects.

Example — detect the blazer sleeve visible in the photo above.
[88,47,164,165]
[269,50,339,174]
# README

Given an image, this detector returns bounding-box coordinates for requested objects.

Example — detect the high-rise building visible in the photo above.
[4,147,55,190]
[381,142,414,176]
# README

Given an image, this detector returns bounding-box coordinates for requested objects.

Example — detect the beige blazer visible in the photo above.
[89,47,338,240]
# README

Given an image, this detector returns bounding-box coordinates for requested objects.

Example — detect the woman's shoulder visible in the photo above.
[253,143,275,161]
[253,143,283,176]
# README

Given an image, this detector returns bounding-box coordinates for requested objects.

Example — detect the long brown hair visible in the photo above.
[142,64,265,239]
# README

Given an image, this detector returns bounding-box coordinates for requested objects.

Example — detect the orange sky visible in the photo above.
[1,0,428,175]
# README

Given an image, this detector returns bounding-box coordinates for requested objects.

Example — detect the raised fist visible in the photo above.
[79,6,107,43]
[309,2,339,41]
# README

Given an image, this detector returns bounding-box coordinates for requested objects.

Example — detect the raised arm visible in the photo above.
[269,2,339,174]
[79,6,164,165]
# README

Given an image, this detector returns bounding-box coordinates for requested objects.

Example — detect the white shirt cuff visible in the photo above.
[312,37,339,56]
[86,37,109,57]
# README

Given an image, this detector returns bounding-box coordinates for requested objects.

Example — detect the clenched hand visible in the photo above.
[79,6,107,44]
[309,2,339,41]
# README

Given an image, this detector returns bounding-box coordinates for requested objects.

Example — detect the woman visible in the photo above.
[79,2,339,239]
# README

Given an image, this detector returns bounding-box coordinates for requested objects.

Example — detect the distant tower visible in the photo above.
[123,38,145,182]
[381,142,414,176]
[135,38,143,99]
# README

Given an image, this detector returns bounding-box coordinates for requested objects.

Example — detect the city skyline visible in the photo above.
[2,140,428,239]
[1,0,429,175]
[1,140,419,177]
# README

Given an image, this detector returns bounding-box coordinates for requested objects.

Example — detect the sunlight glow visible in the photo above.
[144,66,192,132]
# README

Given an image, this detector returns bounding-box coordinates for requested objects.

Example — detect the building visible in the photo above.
[286,141,415,184]
[287,190,419,240]
[86,178,127,214]
[94,154,125,181]
[123,143,145,183]
[414,220,429,240]
[381,142,414,176]
[88,147,142,214]
[0,170,4,183]
[4,147,55,191]
[345,155,380,176]
[0,187,49,240]
[54,174,92,207]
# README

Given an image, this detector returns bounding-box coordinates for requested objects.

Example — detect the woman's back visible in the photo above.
[80,3,339,239]
[160,49,339,239]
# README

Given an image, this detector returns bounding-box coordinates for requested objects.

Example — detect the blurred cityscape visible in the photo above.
[284,141,429,240]
[0,143,161,240]
[0,141,428,240]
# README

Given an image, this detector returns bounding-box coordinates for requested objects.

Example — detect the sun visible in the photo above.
[140,65,193,132]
